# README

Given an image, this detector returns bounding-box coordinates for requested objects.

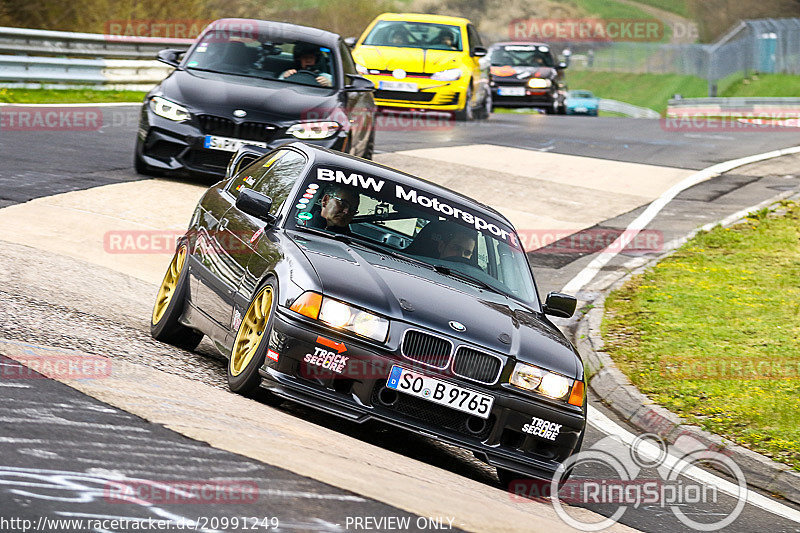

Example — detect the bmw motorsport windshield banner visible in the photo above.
[292,165,522,249]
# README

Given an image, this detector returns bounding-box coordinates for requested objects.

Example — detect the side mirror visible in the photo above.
[156,49,184,68]
[344,37,357,48]
[236,188,276,224]
[344,74,375,92]
[557,61,568,69]
[543,291,577,318]
[472,46,488,57]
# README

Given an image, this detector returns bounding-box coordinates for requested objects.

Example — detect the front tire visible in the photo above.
[151,245,203,350]
[455,84,474,122]
[227,280,278,396]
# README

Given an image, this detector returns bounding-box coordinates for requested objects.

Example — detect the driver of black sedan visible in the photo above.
[279,43,333,87]
[307,185,359,234]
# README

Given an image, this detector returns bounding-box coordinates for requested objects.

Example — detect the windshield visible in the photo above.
[491,45,554,67]
[363,21,463,51]
[287,165,538,304]
[184,30,336,88]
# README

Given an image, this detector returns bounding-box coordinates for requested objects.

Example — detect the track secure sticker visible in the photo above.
[303,347,349,373]
[522,416,562,441]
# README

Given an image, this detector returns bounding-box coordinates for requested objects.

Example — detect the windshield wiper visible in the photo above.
[432,265,505,295]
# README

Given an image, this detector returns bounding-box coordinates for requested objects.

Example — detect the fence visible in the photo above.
[0,26,192,89]
[557,18,800,96]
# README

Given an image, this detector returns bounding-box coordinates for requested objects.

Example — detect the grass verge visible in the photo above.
[602,202,800,470]
[0,88,147,103]
[567,71,800,114]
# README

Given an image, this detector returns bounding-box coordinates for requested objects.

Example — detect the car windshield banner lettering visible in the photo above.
[308,166,520,248]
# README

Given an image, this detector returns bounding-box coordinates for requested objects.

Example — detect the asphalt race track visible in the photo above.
[1,105,800,532]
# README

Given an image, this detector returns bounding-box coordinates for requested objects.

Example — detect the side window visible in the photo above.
[339,41,357,76]
[466,25,483,50]
[228,150,307,213]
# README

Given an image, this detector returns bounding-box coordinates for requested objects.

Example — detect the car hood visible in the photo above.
[354,46,463,74]
[291,233,579,377]
[490,66,556,80]
[157,69,340,123]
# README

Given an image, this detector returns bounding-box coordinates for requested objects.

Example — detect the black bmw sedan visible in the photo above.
[488,42,567,114]
[150,141,586,485]
[135,18,376,179]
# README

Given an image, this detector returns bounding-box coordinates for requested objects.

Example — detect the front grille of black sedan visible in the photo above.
[374,90,436,103]
[452,347,503,384]
[401,330,452,368]
[197,115,278,143]
[371,386,495,441]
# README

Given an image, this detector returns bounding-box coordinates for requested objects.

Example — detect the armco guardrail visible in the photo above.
[667,97,800,116]
[598,98,660,119]
[0,26,193,89]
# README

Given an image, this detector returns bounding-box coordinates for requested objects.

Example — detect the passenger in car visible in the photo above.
[307,185,360,234]
[438,229,476,261]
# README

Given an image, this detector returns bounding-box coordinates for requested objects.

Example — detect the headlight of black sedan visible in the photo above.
[510,361,584,405]
[290,291,389,342]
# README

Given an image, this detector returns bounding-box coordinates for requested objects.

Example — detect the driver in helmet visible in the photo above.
[279,42,333,87]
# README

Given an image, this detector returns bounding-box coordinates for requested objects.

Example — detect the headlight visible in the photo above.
[149,96,190,121]
[509,362,574,401]
[527,78,552,89]
[286,121,341,140]
[291,292,389,342]
[431,68,461,81]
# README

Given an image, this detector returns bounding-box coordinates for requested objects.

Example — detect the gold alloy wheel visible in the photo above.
[230,286,273,377]
[152,246,187,325]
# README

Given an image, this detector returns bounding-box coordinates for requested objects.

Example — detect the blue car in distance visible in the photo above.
[565,90,599,116]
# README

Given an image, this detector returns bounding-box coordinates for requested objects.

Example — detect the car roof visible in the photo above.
[286,142,514,228]
[373,12,471,27]
[491,41,552,48]
[203,18,341,47]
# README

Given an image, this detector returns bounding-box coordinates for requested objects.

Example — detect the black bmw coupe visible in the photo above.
[150,142,586,484]
[135,18,376,179]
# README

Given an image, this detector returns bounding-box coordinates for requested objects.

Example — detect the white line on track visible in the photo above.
[561,144,800,295]
[589,406,800,523]
[565,144,800,522]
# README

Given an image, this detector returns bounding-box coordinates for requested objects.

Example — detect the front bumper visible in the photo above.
[259,308,587,480]
[491,82,559,109]
[136,106,345,178]
[364,75,468,112]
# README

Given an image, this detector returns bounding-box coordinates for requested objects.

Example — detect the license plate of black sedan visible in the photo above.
[203,135,268,152]
[386,365,494,419]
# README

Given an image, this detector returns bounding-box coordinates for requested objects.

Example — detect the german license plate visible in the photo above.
[203,135,267,152]
[574,107,588,113]
[379,81,418,92]
[386,365,494,419]
[498,86,525,96]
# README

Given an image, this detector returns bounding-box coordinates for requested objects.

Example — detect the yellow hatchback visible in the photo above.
[352,13,491,120]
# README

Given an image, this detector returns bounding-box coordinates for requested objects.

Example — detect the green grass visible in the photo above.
[627,0,690,18]
[569,0,654,19]
[567,71,707,113]
[0,88,147,103]
[602,202,800,470]
[566,71,800,114]
[721,73,800,98]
